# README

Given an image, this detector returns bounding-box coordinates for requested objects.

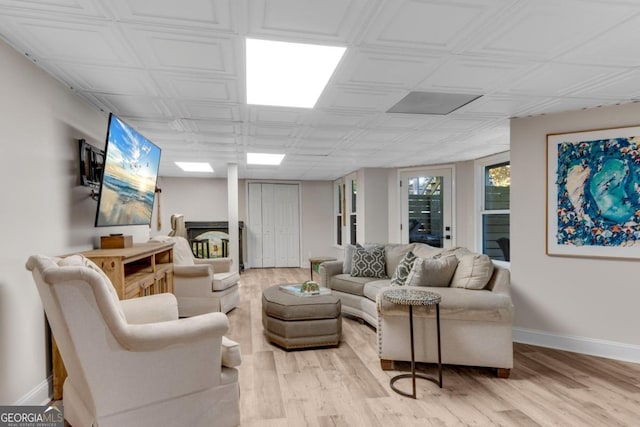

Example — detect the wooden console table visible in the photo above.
[51,242,175,399]
[83,241,175,299]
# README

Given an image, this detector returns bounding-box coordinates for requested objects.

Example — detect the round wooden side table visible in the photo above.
[382,287,442,398]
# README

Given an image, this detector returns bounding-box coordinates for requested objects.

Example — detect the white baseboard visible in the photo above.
[15,376,52,405]
[513,327,640,363]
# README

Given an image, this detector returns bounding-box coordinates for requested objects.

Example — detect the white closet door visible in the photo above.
[248,182,300,269]
[261,183,276,268]
[273,185,299,267]
[248,183,263,268]
[274,185,288,267]
[283,185,300,267]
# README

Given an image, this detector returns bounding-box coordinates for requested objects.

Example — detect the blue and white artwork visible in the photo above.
[96,115,161,227]
[548,126,640,258]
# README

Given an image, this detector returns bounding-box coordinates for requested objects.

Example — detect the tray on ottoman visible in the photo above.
[262,284,341,350]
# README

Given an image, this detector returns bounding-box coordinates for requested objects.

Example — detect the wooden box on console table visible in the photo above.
[51,241,175,399]
[100,234,133,249]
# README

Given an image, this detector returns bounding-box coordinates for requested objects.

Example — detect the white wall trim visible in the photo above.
[513,327,640,363]
[15,376,52,405]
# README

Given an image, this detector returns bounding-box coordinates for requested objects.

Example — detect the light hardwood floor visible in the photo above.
[227,267,640,427]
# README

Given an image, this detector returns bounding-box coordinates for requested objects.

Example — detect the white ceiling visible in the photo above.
[2,0,640,180]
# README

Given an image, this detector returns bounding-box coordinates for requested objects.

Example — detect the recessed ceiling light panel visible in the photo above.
[175,162,213,172]
[387,91,482,115]
[247,152,285,165]
[246,38,346,109]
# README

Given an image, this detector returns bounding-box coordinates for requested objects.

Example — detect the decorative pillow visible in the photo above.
[390,251,417,286]
[406,255,459,287]
[384,243,415,278]
[344,243,382,274]
[434,246,470,259]
[412,243,444,259]
[350,245,386,278]
[342,244,356,274]
[449,253,494,290]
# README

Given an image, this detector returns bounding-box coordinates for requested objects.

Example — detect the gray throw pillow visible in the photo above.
[350,245,386,278]
[344,243,382,274]
[406,255,459,287]
[390,251,417,286]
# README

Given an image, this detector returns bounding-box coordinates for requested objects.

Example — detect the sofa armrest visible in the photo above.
[120,293,179,324]
[486,266,511,297]
[318,260,344,288]
[174,264,212,277]
[194,257,232,273]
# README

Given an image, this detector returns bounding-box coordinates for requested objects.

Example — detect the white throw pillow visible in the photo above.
[449,253,494,290]
[406,255,458,287]
[342,244,356,274]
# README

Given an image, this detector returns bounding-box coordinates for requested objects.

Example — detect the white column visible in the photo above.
[227,163,239,272]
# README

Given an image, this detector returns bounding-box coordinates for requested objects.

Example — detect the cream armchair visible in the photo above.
[168,213,188,239]
[170,236,240,316]
[26,254,241,427]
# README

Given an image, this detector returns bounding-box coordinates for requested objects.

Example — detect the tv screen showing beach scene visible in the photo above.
[95,114,161,227]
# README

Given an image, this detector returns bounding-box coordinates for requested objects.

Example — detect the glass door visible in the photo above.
[400,168,453,248]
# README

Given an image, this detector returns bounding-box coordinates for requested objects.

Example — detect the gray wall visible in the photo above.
[511,103,640,356]
[453,160,476,249]
[0,38,151,404]
[300,181,341,264]
[356,168,390,244]
[151,176,247,237]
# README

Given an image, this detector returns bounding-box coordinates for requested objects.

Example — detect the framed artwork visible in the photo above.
[547,126,640,259]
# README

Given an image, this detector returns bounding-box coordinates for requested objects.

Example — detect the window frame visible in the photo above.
[346,173,357,245]
[334,178,344,246]
[475,152,510,263]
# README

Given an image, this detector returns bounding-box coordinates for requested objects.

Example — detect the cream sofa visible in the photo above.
[318,243,514,377]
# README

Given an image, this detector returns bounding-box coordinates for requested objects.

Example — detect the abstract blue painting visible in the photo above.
[547,126,640,258]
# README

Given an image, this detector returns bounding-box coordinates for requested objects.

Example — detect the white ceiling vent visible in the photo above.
[387,91,482,115]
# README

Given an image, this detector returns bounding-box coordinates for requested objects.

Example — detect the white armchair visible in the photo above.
[168,213,188,239]
[26,254,241,427]
[170,236,240,316]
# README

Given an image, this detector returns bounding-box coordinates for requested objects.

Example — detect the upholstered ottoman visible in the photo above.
[262,285,342,350]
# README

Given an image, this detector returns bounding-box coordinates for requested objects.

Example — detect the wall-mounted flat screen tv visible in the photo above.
[95,113,161,227]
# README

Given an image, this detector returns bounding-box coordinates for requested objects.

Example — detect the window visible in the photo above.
[407,175,443,247]
[334,180,343,245]
[478,154,510,261]
[349,178,357,245]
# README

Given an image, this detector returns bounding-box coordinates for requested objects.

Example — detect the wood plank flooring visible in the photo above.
[228,268,640,427]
